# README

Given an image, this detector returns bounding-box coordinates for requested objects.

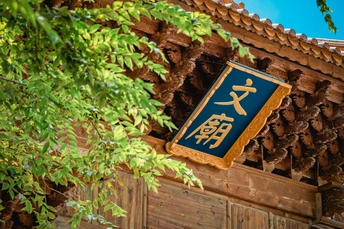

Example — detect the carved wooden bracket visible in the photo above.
[287,69,303,90]
[320,182,344,217]
[257,57,272,72]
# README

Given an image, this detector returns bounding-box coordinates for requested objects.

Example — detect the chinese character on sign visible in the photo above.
[214,78,257,116]
[185,113,234,149]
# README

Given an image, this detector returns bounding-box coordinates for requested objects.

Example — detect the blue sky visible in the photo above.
[242,0,344,40]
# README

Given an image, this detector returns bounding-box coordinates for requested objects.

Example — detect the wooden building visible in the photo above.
[53,0,344,228]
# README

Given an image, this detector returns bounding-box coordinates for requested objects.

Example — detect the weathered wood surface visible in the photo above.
[56,171,144,229]
[99,172,145,229]
[147,181,227,229]
[144,136,317,218]
[229,203,269,229]
[274,215,309,229]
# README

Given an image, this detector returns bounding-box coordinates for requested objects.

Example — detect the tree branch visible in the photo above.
[0,76,26,86]
[90,119,103,141]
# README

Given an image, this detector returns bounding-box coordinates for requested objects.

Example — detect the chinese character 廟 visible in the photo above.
[185,113,234,149]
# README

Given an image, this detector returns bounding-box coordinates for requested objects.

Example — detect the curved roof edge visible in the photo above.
[185,0,344,67]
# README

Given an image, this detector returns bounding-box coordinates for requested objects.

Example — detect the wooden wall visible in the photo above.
[54,170,315,229]
[54,137,344,228]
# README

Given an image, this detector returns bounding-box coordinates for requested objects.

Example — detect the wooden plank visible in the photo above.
[315,193,322,224]
[230,203,269,229]
[147,181,227,229]
[274,215,310,229]
[228,198,311,225]
[57,171,144,229]
[99,172,145,229]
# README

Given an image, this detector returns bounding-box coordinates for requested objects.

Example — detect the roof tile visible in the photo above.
[182,0,344,67]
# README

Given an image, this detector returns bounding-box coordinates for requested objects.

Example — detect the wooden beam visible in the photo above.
[143,136,317,218]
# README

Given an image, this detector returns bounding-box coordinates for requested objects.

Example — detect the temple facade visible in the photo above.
[54,0,344,228]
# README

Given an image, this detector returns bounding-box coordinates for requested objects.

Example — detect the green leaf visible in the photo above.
[104,203,112,212]
[140,8,151,18]
[8,1,19,16]
[42,141,50,153]
[24,201,33,213]
[36,15,60,44]
[1,182,9,190]
[90,24,101,34]
[130,158,137,168]
[134,115,142,126]
[128,9,140,20]
[47,211,56,220]
[124,56,133,70]
[60,143,68,151]
[35,157,43,166]
[117,55,124,67]
[40,132,49,142]
[113,1,123,9]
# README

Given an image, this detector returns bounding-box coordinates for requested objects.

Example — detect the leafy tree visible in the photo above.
[316,0,337,33]
[0,0,252,228]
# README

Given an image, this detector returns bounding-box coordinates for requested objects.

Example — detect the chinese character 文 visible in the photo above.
[185,113,234,149]
[214,78,257,116]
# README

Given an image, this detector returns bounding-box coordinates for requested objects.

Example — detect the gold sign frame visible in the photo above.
[165,61,291,170]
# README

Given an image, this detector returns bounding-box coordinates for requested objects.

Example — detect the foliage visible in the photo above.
[0,0,252,228]
[316,0,337,33]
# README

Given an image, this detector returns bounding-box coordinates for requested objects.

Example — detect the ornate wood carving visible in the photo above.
[310,113,323,132]
[321,165,342,180]
[304,144,327,157]
[257,57,272,72]
[267,110,280,124]
[244,139,259,156]
[167,49,181,64]
[287,69,303,88]
[285,121,308,135]
[328,139,339,155]
[293,157,316,173]
[281,103,296,123]
[270,117,285,137]
[299,127,315,147]
[338,128,344,140]
[276,134,299,149]
[256,124,270,138]
[290,140,302,159]
[333,116,344,130]
[264,148,288,164]
[308,80,331,107]
[320,100,334,119]
[261,130,275,151]
[316,129,338,144]
[297,106,321,122]
[291,90,306,109]
[264,134,298,165]
[320,182,344,217]
[280,96,292,109]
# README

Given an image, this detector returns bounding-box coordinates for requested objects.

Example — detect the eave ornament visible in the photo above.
[165,61,292,170]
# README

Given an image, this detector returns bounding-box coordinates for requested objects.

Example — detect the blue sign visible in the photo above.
[166,61,291,169]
